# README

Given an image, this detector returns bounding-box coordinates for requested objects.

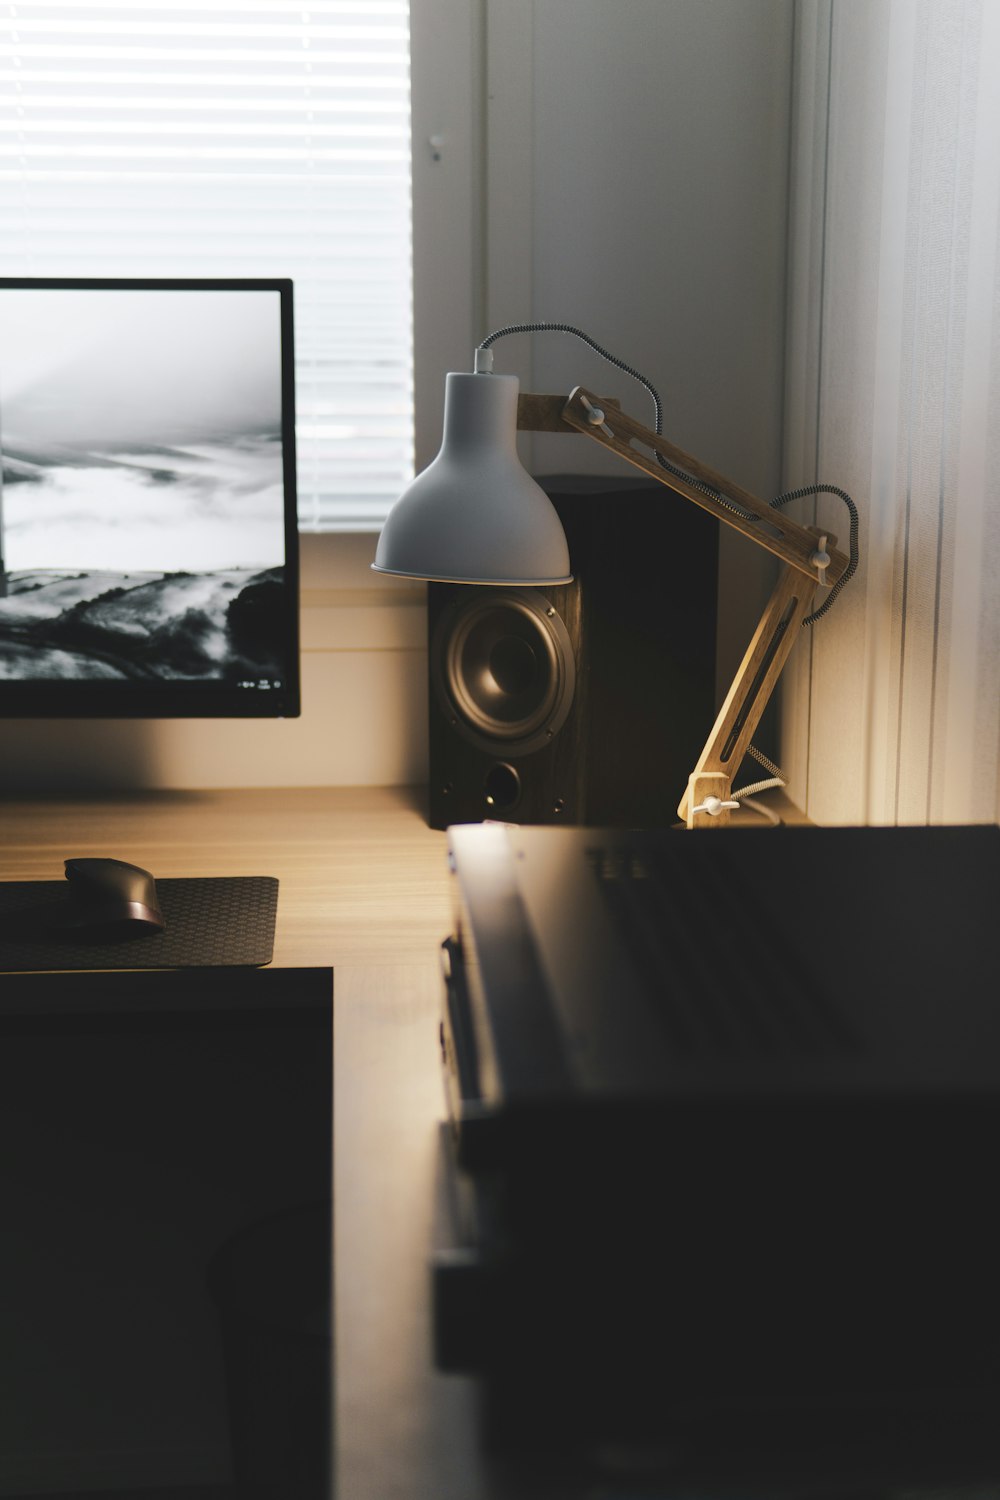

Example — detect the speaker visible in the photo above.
[427,475,719,829]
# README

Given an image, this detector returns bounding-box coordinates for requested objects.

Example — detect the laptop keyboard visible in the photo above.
[587,843,857,1059]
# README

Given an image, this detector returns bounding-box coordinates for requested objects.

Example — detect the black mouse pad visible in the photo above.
[0,877,279,970]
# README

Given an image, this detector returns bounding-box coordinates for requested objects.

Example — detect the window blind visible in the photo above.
[0,1,414,530]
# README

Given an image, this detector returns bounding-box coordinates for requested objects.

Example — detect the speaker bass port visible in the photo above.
[483,762,521,812]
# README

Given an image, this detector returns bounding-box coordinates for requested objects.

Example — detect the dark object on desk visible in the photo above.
[435,821,1000,1476]
[210,1200,332,1498]
[0,966,333,1499]
[0,874,278,969]
[60,856,166,936]
[426,475,718,829]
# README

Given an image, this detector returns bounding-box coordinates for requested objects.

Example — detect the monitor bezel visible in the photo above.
[0,276,301,719]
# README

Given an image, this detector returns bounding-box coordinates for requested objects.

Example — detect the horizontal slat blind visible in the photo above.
[0,1,414,530]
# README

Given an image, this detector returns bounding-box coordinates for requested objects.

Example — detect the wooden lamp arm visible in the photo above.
[518,387,848,585]
[677,557,825,826]
[516,388,846,825]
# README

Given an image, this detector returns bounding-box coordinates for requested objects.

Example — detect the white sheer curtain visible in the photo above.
[0,2,414,531]
[783,0,1000,825]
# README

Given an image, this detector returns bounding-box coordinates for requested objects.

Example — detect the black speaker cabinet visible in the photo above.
[427,474,718,829]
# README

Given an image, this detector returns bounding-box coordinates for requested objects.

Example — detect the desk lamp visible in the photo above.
[374,324,858,827]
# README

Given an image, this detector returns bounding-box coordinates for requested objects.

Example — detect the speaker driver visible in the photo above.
[431,589,576,756]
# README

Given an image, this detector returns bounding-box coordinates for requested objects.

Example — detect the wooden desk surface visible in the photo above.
[0,784,453,969]
[0,786,516,1499]
[0,783,812,1499]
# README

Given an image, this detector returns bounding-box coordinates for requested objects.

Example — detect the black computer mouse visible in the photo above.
[61,857,166,937]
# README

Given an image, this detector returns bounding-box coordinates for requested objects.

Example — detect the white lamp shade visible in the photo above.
[372,372,572,584]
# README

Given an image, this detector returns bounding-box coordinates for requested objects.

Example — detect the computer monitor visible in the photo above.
[0,277,300,718]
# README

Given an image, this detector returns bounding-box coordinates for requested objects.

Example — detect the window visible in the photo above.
[0,1,414,531]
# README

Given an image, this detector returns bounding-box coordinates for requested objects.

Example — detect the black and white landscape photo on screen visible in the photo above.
[0,287,290,685]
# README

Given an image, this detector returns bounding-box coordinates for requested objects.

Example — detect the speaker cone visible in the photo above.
[431,589,576,755]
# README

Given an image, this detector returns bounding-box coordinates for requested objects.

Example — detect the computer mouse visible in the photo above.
[61,857,166,937]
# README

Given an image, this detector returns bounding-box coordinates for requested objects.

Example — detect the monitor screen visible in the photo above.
[0,278,300,717]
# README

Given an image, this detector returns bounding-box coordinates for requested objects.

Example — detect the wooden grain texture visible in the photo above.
[516,391,619,432]
[334,959,489,1498]
[678,565,817,822]
[0,784,800,1495]
[684,770,735,829]
[0,787,499,1499]
[557,386,850,585]
[0,785,453,970]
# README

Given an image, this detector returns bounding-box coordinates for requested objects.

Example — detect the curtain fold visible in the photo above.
[783,0,1000,825]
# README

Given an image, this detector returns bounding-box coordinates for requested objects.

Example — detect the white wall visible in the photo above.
[3,0,796,792]
[479,0,794,697]
[781,0,1000,826]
